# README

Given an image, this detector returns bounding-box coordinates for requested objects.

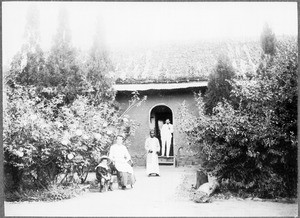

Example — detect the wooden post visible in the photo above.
[195,170,208,189]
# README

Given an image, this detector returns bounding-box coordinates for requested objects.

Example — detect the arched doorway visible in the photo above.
[149,105,174,157]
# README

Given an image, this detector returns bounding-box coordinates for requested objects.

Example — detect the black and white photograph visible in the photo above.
[2,1,298,217]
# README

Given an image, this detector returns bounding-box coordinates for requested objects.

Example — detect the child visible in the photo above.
[95,156,113,192]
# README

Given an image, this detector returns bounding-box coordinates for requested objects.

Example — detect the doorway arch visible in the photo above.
[149,104,174,156]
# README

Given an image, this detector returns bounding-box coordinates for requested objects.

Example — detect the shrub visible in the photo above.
[3,84,138,192]
[3,5,144,200]
[178,38,297,198]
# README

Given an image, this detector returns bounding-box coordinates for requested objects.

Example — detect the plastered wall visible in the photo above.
[115,87,206,166]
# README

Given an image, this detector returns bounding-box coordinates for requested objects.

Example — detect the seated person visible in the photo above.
[109,135,135,190]
[95,156,113,192]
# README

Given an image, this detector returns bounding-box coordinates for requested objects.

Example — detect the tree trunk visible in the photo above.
[195,170,208,189]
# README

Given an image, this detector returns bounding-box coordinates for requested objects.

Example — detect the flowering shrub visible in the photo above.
[3,7,144,200]
[4,83,138,191]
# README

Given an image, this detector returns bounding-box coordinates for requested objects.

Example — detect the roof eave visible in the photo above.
[113,81,208,91]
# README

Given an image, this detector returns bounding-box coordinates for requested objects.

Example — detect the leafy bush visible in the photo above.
[178,38,297,198]
[3,83,138,192]
[3,6,145,201]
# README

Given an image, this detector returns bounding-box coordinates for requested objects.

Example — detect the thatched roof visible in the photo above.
[110,38,262,84]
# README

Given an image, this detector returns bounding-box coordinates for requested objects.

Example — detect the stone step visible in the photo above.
[159,164,173,166]
[158,156,174,165]
[158,156,174,160]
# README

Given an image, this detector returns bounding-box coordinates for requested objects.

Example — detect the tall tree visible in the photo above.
[45,6,86,103]
[260,23,276,56]
[256,23,277,79]
[7,4,45,87]
[85,16,115,105]
[23,4,41,51]
[204,55,236,115]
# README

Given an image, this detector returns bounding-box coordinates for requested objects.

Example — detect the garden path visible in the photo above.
[4,166,298,217]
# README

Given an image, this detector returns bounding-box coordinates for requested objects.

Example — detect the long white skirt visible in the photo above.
[114,161,135,187]
[146,152,160,175]
[115,161,133,174]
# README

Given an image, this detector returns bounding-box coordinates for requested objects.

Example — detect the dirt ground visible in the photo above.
[4,166,298,217]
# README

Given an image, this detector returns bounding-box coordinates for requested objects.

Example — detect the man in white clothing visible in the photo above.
[160,119,173,157]
[145,130,160,176]
[109,135,135,189]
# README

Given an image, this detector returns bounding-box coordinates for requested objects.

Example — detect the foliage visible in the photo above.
[178,38,297,198]
[44,7,88,104]
[260,23,276,56]
[83,16,116,105]
[255,24,277,79]
[6,6,87,106]
[6,5,46,88]
[204,55,236,115]
[3,7,143,198]
[3,84,138,191]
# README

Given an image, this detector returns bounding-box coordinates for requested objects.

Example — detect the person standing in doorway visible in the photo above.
[161,119,174,157]
[145,130,160,176]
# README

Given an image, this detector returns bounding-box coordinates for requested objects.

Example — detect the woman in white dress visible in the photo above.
[145,130,160,176]
[109,135,135,189]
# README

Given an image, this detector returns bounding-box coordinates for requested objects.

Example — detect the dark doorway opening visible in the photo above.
[150,105,174,157]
